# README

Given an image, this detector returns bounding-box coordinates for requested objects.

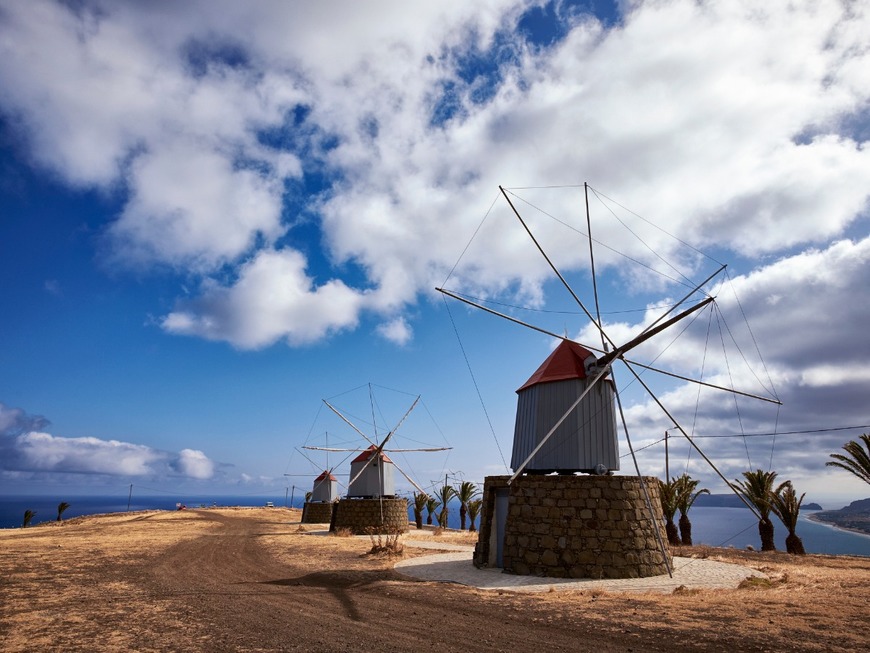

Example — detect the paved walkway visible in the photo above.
[301,527,764,594]
[396,542,765,594]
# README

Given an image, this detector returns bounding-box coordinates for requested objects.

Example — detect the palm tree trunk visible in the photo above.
[459,504,467,530]
[785,531,805,555]
[413,508,423,530]
[759,517,776,551]
[666,519,680,546]
[678,513,693,546]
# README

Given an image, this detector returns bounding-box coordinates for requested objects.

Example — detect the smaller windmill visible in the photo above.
[287,431,348,524]
[303,387,452,533]
[311,469,339,502]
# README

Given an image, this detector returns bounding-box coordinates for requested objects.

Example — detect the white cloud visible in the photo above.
[161,248,364,348]
[15,431,164,476]
[1,1,870,500]
[174,449,215,480]
[2,1,868,349]
[0,402,218,480]
[377,316,413,346]
[606,236,870,489]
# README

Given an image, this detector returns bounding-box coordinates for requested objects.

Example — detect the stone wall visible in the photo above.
[474,475,671,579]
[301,501,335,524]
[330,497,409,535]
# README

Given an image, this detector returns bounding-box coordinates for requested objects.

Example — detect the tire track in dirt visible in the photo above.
[137,511,638,652]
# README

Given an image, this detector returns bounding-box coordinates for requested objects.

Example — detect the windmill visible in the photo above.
[303,385,452,534]
[438,183,781,579]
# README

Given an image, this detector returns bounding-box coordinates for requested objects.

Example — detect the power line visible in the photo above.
[693,425,870,438]
[620,424,869,459]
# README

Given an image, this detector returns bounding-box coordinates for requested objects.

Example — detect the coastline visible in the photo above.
[806,512,870,539]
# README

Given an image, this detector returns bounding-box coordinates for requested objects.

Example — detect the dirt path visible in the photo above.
[136,510,642,652]
[2,508,869,652]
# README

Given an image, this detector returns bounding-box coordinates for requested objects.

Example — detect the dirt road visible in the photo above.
[2,508,869,652]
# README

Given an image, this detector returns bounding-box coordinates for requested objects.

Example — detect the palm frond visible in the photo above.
[826,434,870,485]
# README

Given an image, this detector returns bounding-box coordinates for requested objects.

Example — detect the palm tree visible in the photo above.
[656,477,681,546]
[732,469,788,551]
[425,497,439,526]
[22,510,36,528]
[466,499,483,532]
[770,482,806,555]
[454,481,480,531]
[412,493,428,529]
[57,502,71,522]
[437,483,456,528]
[674,474,709,546]
[826,434,870,485]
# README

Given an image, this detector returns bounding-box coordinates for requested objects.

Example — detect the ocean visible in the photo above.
[3,494,868,557]
[0,493,297,530]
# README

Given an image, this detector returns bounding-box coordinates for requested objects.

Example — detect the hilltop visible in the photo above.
[1,507,868,652]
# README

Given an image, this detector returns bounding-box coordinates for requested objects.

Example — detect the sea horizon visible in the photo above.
[2,493,868,558]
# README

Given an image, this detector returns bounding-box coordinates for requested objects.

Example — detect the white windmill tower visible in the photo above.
[438,183,781,579]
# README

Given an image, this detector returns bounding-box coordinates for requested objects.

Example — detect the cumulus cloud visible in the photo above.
[161,248,364,348]
[173,449,216,480]
[594,236,870,498]
[0,403,50,436]
[1,1,867,350]
[0,402,218,481]
[376,317,413,346]
[1,1,869,502]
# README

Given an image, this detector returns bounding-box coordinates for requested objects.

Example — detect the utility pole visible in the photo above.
[127,484,133,512]
[665,430,670,481]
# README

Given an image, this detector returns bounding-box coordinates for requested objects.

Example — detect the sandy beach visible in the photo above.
[1,507,868,652]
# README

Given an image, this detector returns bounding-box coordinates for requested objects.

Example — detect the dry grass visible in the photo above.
[2,509,868,652]
[366,527,405,556]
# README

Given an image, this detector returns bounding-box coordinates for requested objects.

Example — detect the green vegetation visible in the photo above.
[770,482,806,555]
[466,498,483,532]
[732,469,788,551]
[674,474,709,546]
[436,483,456,528]
[22,510,36,528]
[826,434,870,485]
[454,481,480,531]
[425,496,439,526]
[412,492,428,530]
[656,478,681,546]
[57,502,71,522]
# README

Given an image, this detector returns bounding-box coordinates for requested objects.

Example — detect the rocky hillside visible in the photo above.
[812,498,870,535]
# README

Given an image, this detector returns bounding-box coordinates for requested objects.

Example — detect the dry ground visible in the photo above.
[1,508,868,652]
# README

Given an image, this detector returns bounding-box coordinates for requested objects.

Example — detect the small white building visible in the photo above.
[311,470,338,503]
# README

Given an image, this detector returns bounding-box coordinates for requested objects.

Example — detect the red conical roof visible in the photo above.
[315,470,337,482]
[517,340,596,392]
[351,444,393,464]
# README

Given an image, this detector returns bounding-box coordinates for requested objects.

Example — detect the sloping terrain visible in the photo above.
[1,508,868,652]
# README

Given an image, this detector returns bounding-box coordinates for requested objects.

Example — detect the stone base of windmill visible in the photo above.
[474,475,672,579]
[301,501,335,524]
[329,497,409,535]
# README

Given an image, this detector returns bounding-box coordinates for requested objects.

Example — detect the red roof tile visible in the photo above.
[517,340,596,392]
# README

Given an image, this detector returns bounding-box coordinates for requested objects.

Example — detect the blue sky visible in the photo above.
[1,0,869,507]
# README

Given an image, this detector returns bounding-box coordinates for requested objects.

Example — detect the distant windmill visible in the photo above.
[303,386,452,533]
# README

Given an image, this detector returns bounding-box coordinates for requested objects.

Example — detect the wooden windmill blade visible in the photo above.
[323,399,377,446]
[435,288,780,405]
[344,395,420,493]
